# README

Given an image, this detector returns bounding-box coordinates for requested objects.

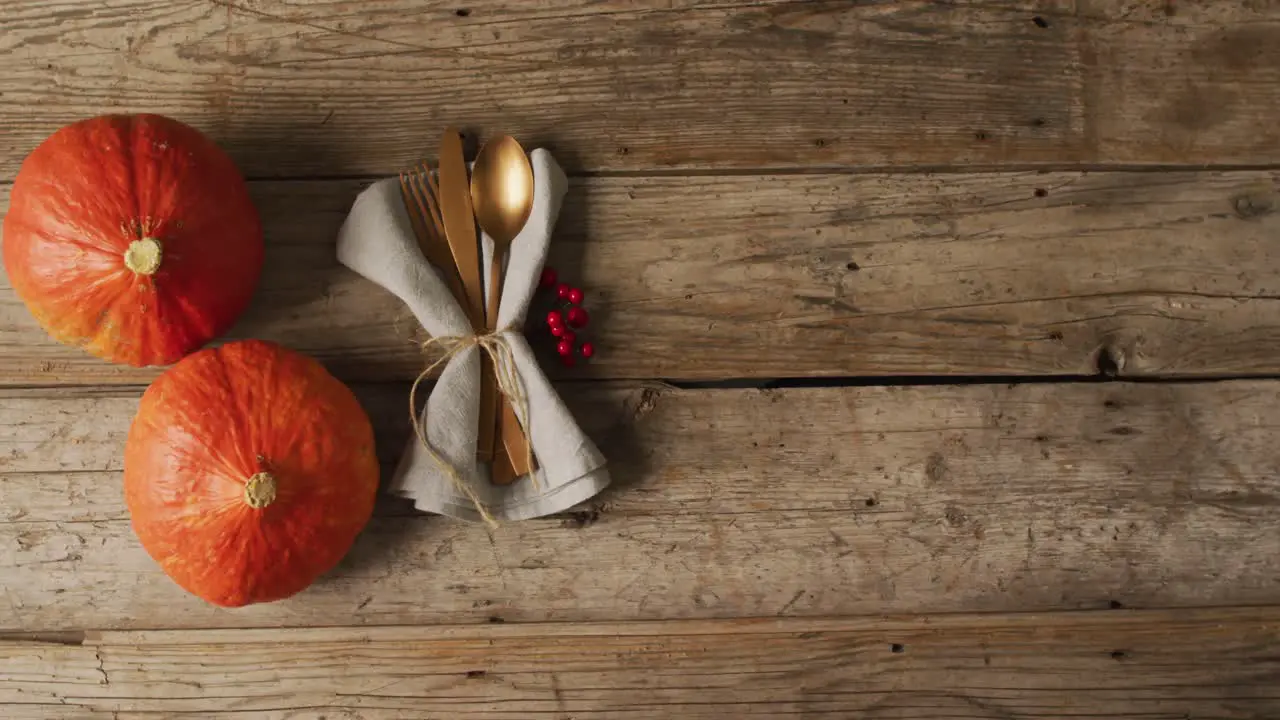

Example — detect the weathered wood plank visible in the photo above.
[1086,1,1280,165]
[2,380,1279,631]
[2,608,1278,718]
[3,170,1280,384]
[1,0,1277,179]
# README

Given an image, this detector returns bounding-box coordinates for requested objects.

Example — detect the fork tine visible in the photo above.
[399,171,433,253]
[415,162,445,233]
[405,164,466,301]
[404,171,430,227]
[410,173,445,249]
[423,161,442,199]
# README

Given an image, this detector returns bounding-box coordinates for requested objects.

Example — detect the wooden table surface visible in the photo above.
[3,1,1280,718]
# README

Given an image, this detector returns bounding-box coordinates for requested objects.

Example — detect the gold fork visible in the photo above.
[399,164,459,295]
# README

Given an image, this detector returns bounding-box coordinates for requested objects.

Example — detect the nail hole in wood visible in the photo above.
[1034,188,1048,197]
[865,497,878,507]
[455,8,471,16]
[1033,16,1049,28]
[466,670,486,678]
[1096,347,1119,377]
[891,643,905,653]
[1111,650,1126,660]
[846,261,860,271]
[1109,600,1124,609]
[975,130,990,141]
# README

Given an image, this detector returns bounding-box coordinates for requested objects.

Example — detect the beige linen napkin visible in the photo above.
[336,149,610,522]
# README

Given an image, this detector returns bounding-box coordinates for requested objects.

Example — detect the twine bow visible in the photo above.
[409,329,538,527]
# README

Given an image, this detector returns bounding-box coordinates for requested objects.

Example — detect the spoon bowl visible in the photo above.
[471,135,534,247]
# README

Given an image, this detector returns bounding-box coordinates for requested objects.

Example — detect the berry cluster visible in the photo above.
[537,267,594,367]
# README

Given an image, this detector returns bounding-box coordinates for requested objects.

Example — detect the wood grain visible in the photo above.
[3,170,1280,384]
[1,1,1278,179]
[3,380,1280,631]
[2,607,1278,718]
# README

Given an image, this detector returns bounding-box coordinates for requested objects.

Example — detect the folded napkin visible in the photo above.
[336,149,610,522]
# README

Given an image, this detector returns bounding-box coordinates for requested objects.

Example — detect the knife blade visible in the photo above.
[436,129,486,330]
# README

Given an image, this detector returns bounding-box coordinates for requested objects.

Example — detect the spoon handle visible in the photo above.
[483,244,537,481]
[486,255,503,333]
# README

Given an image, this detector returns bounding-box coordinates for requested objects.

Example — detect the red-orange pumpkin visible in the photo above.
[124,339,379,607]
[2,114,263,367]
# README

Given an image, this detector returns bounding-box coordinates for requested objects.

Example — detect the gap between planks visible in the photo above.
[0,604,1264,645]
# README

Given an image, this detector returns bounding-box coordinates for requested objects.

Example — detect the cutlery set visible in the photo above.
[398,128,537,485]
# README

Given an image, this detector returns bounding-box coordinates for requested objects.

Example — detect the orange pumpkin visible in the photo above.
[124,339,379,607]
[2,114,263,367]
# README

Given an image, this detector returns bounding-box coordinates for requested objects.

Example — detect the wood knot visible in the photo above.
[1233,191,1275,219]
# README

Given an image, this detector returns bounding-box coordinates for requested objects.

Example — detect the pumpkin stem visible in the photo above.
[244,472,277,509]
[124,237,162,275]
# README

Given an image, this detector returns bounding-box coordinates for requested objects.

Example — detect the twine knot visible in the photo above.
[409,329,537,527]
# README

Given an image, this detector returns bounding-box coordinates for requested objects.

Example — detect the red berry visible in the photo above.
[567,287,584,305]
[550,325,564,338]
[559,329,576,344]
[556,283,572,301]
[539,267,558,289]
[567,306,589,328]
[557,339,574,357]
[580,342,595,358]
[560,353,577,368]
[546,310,563,328]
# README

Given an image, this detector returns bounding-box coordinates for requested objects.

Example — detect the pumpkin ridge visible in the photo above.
[141,354,254,488]
[216,342,272,474]
[81,271,161,362]
[121,115,145,228]
[4,216,124,276]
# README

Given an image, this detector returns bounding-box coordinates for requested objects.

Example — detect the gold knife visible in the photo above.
[436,129,485,329]
[436,128,499,463]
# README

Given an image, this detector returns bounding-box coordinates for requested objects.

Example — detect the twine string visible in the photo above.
[408,330,538,528]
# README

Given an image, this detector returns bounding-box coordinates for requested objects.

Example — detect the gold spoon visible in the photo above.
[471,135,536,483]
